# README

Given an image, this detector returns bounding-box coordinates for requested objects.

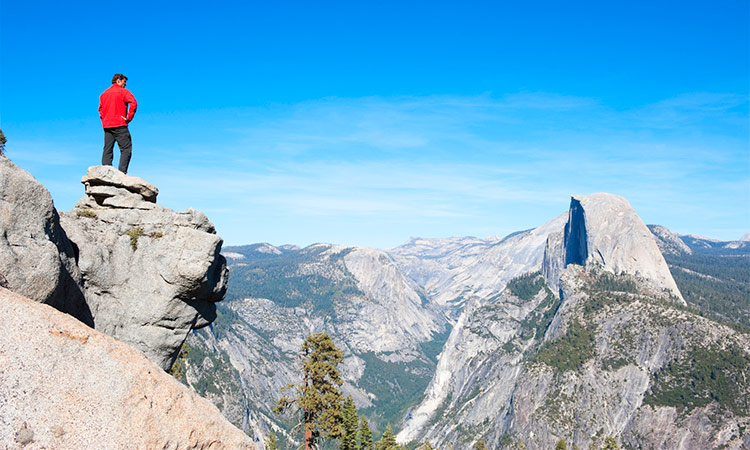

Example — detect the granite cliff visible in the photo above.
[182,193,748,449]
[0,287,255,449]
[397,194,746,449]
[60,165,228,369]
[0,156,91,325]
[0,157,251,448]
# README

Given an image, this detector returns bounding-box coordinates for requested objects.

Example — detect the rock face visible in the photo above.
[397,265,749,449]
[648,224,693,255]
[178,192,746,448]
[60,166,229,370]
[543,193,683,301]
[388,213,568,318]
[395,195,748,449]
[185,243,449,440]
[0,287,257,449]
[0,157,92,324]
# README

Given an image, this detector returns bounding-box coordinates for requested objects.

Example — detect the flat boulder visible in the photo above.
[80,165,159,208]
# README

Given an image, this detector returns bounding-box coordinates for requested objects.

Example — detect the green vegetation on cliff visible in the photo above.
[645,343,750,416]
[533,320,596,373]
[507,271,547,300]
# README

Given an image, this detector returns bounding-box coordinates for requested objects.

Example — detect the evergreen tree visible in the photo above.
[0,128,6,156]
[169,341,191,380]
[422,440,435,450]
[358,416,373,450]
[375,424,400,450]
[274,332,345,450]
[601,436,619,450]
[472,440,488,450]
[514,439,527,450]
[341,395,359,450]
[264,429,279,450]
[555,439,568,450]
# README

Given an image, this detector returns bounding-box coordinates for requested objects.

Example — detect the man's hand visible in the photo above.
[121,116,130,123]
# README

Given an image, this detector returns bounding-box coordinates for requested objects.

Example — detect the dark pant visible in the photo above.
[102,126,132,174]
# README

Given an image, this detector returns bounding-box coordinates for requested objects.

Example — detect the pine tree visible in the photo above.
[0,128,7,156]
[264,429,279,450]
[422,440,435,450]
[555,439,568,450]
[169,341,191,380]
[274,332,345,450]
[341,395,359,450]
[375,424,400,450]
[358,416,373,450]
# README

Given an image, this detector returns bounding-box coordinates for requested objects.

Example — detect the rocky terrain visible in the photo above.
[0,156,90,325]
[399,246,747,448]
[185,243,451,442]
[0,287,255,449]
[60,166,228,369]
[184,193,749,449]
[0,157,253,448]
[7,152,745,449]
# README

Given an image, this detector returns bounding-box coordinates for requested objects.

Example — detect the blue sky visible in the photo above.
[1,1,748,248]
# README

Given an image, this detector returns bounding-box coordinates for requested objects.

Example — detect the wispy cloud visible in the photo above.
[13,91,749,248]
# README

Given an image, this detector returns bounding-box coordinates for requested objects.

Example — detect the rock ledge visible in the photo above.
[79,165,159,209]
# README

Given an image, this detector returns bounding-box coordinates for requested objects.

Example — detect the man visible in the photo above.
[99,73,137,173]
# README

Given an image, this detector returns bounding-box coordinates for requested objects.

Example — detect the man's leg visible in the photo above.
[112,127,132,174]
[102,128,115,165]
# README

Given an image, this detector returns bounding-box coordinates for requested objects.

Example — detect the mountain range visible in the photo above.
[183,193,749,449]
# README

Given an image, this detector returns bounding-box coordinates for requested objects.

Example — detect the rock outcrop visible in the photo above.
[60,166,229,370]
[543,193,683,301]
[397,263,749,449]
[0,287,256,449]
[77,165,159,209]
[397,194,718,448]
[0,157,92,324]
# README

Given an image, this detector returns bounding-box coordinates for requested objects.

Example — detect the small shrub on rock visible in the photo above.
[76,209,98,219]
[126,226,145,250]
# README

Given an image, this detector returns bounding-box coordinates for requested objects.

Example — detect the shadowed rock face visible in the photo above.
[546,193,683,301]
[0,157,92,325]
[0,287,256,449]
[60,166,229,370]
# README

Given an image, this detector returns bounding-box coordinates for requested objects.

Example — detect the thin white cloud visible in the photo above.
[12,91,749,247]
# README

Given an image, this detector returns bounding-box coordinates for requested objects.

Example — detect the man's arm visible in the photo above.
[124,90,138,122]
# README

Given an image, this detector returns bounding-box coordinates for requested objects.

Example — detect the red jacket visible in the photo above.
[99,84,137,128]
